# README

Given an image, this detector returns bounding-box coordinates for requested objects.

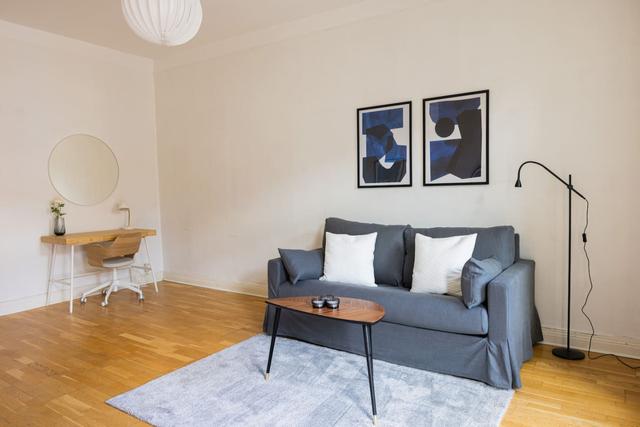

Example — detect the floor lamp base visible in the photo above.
[552,347,585,360]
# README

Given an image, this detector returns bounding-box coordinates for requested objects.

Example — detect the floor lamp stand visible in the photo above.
[515,163,586,361]
[551,174,585,360]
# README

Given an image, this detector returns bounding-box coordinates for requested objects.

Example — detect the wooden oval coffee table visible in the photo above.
[265,296,385,424]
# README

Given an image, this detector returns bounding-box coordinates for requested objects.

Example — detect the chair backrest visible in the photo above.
[86,233,142,268]
[109,233,142,258]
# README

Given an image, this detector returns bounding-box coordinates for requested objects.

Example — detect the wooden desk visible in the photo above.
[41,228,158,313]
[41,228,156,245]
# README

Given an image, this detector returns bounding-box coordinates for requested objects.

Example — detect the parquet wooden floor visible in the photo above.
[0,282,638,426]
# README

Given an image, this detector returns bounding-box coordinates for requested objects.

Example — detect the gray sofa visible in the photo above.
[263,218,543,389]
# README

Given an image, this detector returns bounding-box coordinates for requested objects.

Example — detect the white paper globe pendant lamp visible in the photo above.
[122,0,203,46]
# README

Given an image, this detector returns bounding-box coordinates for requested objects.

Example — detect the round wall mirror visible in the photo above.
[48,134,119,206]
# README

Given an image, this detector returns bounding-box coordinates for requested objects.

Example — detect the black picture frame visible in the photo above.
[357,101,412,188]
[422,90,489,186]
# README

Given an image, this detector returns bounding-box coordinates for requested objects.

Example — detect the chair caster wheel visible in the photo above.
[101,301,108,307]
[80,297,87,304]
[138,296,144,302]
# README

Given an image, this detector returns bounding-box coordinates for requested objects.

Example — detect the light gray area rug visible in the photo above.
[108,335,513,426]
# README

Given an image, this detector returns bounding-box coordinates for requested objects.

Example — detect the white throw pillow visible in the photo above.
[321,232,377,286]
[411,233,477,295]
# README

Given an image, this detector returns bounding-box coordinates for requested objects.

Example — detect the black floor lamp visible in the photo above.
[515,161,586,360]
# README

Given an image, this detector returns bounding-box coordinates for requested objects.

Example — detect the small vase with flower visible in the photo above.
[50,199,66,236]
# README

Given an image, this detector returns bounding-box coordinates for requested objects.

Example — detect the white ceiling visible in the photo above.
[0,0,366,59]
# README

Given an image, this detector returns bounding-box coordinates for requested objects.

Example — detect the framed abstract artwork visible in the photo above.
[357,101,412,188]
[423,90,489,186]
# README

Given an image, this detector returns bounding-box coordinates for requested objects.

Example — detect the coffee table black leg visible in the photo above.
[265,307,281,381]
[363,324,377,424]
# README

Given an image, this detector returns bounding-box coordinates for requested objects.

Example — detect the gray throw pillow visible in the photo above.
[461,257,503,308]
[278,248,324,284]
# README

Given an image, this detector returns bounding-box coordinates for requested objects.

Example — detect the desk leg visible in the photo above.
[143,237,158,293]
[363,324,377,425]
[69,245,75,314]
[265,307,281,381]
[46,244,56,306]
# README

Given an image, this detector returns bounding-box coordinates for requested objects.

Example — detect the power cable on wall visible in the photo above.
[580,198,639,369]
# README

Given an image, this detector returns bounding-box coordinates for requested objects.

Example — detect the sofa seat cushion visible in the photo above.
[277,279,488,335]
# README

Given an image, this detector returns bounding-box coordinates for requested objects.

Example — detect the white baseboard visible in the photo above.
[163,271,266,298]
[0,269,163,316]
[541,326,640,360]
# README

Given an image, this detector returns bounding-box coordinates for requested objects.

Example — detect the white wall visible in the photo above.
[155,0,640,346]
[0,21,163,314]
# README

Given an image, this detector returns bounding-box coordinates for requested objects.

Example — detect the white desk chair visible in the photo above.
[80,233,145,307]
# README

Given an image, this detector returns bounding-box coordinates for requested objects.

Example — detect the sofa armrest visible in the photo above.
[487,259,536,345]
[268,257,288,298]
[486,259,541,388]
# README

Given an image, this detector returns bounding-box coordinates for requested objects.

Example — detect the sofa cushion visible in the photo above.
[278,248,324,285]
[411,233,477,295]
[403,226,515,288]
[324,218,408,287]
[322,232,377,286]
[461,257,503,308]
[277,279,488,335]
